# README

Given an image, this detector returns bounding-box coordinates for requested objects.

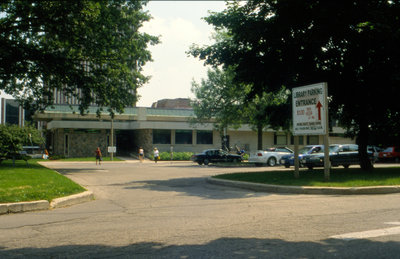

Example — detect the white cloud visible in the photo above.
[137,1,226,107]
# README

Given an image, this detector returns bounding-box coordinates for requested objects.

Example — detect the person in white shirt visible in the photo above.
[153,148,159,163]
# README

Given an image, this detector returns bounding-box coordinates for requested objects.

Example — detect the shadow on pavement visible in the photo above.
[121,177,272,200]
[1,237,399,258]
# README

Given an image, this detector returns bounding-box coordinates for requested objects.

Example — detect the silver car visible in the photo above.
[249,147,293,166]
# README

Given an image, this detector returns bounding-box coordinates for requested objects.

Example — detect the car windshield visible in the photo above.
[329,146,340,152]
[383,147,394,152]
[298,147,312,154]
[299,146,323,154]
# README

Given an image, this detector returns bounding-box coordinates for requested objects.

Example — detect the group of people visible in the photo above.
[139,147,160,163]
[94,146,160,164]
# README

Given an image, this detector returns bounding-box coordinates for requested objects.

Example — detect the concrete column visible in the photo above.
[171,130,175,145]
[192,130,197,146]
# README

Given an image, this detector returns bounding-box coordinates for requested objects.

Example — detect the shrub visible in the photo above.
[150,152,194,161]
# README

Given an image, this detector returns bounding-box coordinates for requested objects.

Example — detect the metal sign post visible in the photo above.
[111,119,114,161]
[293,134,300,178]
[292,82,329,180]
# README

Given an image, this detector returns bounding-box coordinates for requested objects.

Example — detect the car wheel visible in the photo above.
[197,161,203,165]
[395,157,400,163]
[204,159,210,165]
[267,157,277,167]
[343,164,350,168]
[284,164,290,168]
[307,165,313,170]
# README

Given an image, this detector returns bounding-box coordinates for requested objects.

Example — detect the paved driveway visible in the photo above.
[1,161,400,258]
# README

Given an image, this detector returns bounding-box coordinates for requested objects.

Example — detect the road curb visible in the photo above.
[0,191,94,215]
[0,200,50,214]
[50,191,94,209]
[207,177,400,195]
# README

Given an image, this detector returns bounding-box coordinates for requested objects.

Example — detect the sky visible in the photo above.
[137,1,227,107]
[0,1,227,107]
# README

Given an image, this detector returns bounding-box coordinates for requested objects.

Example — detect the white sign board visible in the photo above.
[292,82,328,135]
[108,146,116,153]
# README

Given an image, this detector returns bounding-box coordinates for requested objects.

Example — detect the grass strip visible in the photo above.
[0,159,86,203]
[213,167,400,187]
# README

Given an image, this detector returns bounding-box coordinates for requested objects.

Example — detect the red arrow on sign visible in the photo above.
[316,101,322,120]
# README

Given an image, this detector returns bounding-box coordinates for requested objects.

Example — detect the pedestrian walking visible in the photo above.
[154,148,159,163]
[95,147,102,165]
[138,147,144,162]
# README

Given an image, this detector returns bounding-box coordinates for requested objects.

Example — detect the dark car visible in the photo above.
[191,149,242,165]
[280,145,324,168]
[301,144,373,169]
[378,146,400,163]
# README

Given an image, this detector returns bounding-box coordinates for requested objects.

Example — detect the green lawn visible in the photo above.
[0,159,86,203]
[214,167,400,187]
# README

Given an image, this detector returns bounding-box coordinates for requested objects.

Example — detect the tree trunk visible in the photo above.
[358,120,373,171]
[257,124,263,150]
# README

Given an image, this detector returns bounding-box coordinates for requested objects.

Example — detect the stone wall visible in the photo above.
[133,129,152,157]
[51,129,113,157]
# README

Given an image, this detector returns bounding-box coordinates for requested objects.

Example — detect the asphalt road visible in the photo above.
[1,161,400,258]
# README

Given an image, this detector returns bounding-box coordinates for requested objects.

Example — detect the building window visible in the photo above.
[197,131,213,144]
[290,135,304,145]
[175,130,192,144]
[5,100,19,125]
[64,134,69,156]
[274,133,287,145]
[153,129,171,144]
[307,136,319,145]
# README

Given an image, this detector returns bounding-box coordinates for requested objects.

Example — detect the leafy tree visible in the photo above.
[190,0,400,170]
[0,123,44,160]
[190,67,246,131]
[190,67,289,150]
[244,87,290,149]
[0,0,158,115]
[190,67,247,150]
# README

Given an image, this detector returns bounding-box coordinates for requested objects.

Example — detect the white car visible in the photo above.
[249,147,294,166]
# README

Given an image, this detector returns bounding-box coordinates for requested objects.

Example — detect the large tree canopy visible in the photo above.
[0,0,158,115]
[190,0,400,170]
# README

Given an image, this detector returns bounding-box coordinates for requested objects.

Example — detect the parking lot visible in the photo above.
[1,160,400,258]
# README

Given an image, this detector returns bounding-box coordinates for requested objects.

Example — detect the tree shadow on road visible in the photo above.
[122,177,290,200]
[1,237,399,258]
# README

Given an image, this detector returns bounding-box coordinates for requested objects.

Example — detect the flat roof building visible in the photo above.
[33,103,354,158]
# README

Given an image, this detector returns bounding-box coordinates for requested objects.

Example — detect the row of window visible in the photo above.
[154,130,320,146]
[275,134,319,145]
[153,130,213,145]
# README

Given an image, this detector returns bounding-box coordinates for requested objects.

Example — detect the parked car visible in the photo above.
[280,145,324,168]
[248,147,293,166]
[301,144,373,169]
[378,146,400,163]
[191,149,242,165]
[368,145,383,162]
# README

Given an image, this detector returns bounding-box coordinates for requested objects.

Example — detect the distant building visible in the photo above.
[0,98,34,126]
[151,98,192,109]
